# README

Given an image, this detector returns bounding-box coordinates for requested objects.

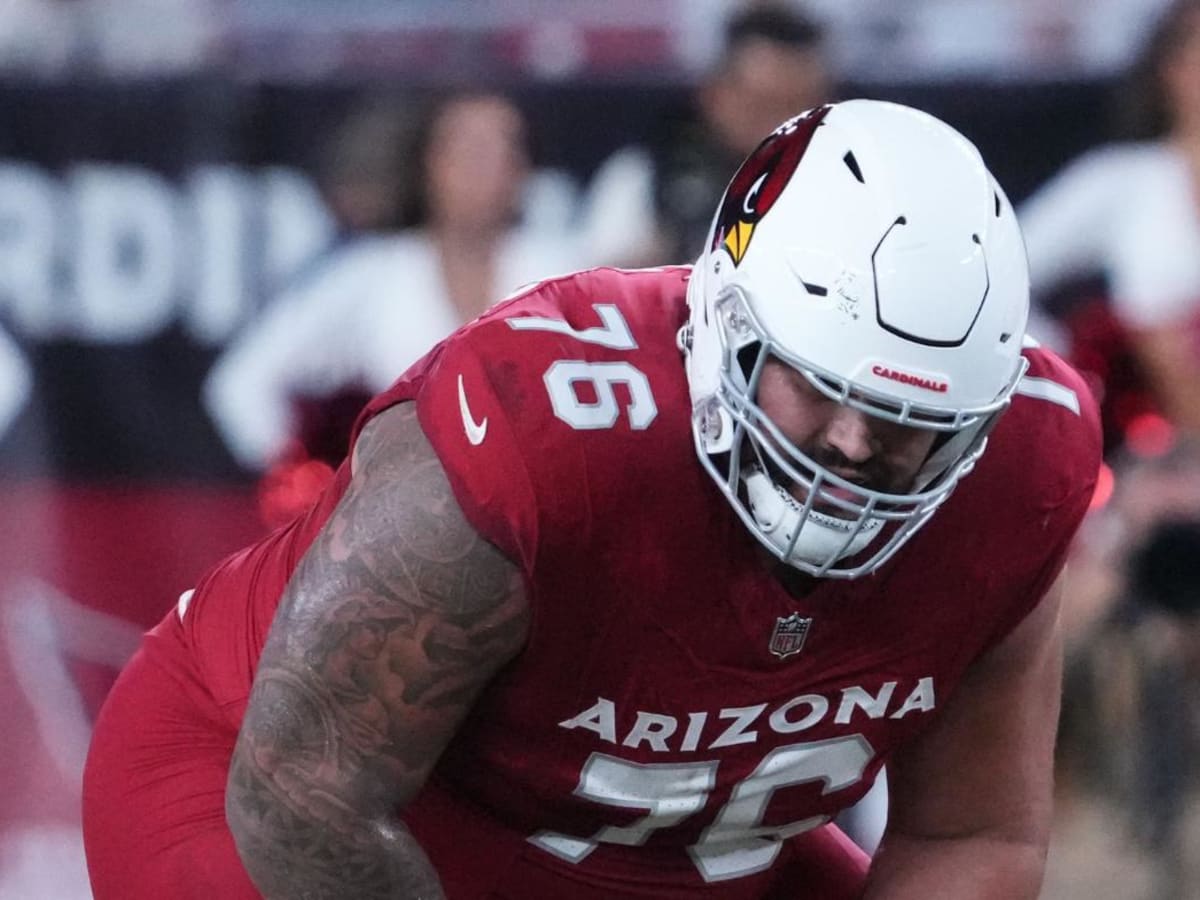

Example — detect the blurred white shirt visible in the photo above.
[1020,142,1200,330]
[205,227,581,470]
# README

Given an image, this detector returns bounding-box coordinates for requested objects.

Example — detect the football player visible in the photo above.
[84,100,1101,899]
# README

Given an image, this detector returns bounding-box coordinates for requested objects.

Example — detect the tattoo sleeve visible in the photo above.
[226,403,529,899]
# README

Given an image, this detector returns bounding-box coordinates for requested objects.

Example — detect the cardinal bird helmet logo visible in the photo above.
[712,105,831,266]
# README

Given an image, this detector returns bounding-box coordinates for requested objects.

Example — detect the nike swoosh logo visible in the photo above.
[457,373,488,446]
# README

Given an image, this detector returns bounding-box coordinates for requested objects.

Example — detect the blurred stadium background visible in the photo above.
[0,1,1197,898]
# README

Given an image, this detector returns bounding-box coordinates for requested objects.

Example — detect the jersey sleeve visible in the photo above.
[349,272,617,574]
[349,265,692,580]
[415,329,542,570]
[982,347,1103,647]
[982,479,1091,651]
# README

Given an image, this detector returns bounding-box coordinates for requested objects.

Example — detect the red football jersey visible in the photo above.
[177,265,1101,898]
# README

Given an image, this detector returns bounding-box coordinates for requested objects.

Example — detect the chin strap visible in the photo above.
[742,468,881,568]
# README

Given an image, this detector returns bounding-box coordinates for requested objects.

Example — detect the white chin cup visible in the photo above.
[743,469,882,567]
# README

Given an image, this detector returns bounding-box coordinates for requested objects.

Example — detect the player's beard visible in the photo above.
[754,442,892,521]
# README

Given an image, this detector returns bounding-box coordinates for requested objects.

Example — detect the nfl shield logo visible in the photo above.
[769,613,812,659]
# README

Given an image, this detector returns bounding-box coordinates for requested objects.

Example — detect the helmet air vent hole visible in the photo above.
[971,233,981,244]
[801,280,828,297]
[842,151,865,183]
[994,191,1002,217]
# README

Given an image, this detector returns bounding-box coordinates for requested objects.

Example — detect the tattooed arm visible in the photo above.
[226,402,530,899]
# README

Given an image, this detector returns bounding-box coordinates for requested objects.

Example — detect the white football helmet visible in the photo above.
[681,99,1030,578]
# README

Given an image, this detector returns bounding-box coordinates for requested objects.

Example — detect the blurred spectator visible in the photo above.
[1056,440,1200,898]
[1020,0,1200,448]
[315,96,419,238]
[583,2,835,267]
[204,90,583,497]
